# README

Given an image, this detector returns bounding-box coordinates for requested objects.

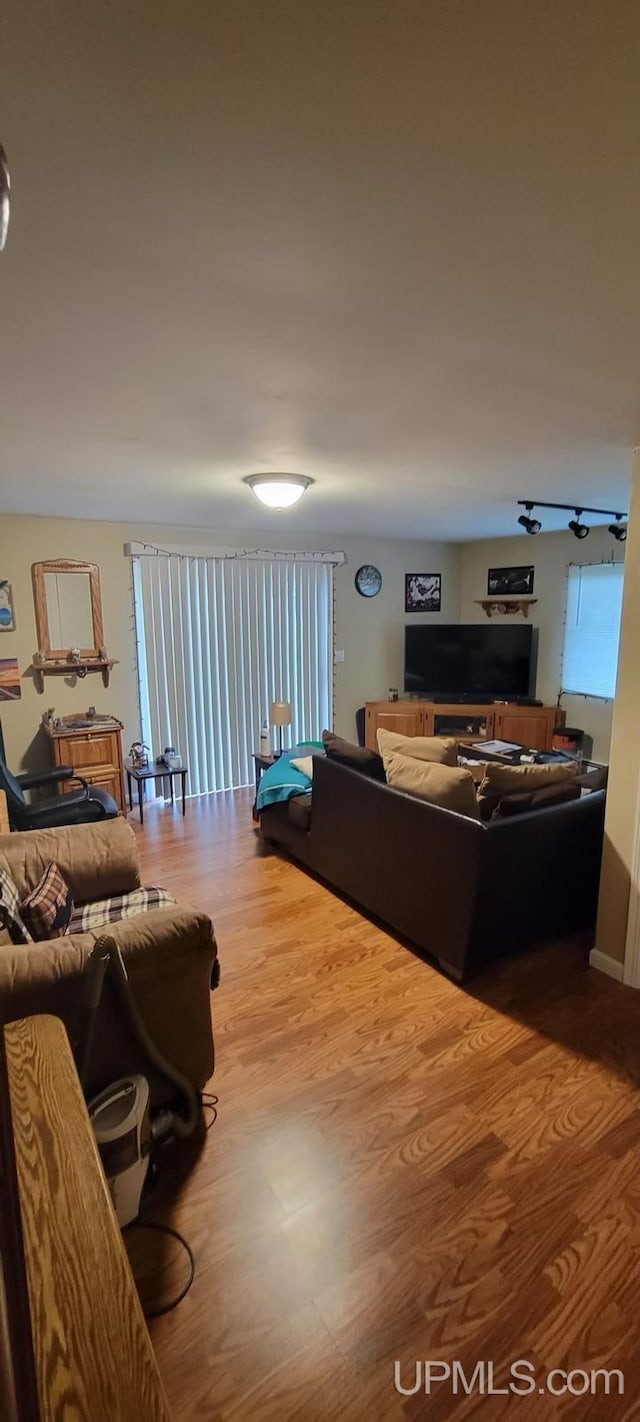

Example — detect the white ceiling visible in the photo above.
[0,0,638,541]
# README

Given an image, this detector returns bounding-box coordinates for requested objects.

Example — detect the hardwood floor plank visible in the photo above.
[125,792,639,1420]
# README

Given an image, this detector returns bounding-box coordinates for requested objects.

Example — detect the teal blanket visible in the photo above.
[256,744,323,811]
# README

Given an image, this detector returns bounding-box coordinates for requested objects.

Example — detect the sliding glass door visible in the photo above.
[132,553,333,794]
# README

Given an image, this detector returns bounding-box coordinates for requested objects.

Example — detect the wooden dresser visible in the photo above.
[365,699,564,753]
[44,715,125,814]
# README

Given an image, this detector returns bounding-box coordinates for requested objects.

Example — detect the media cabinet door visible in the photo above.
[493,707,556,751]
[365,704,426,750]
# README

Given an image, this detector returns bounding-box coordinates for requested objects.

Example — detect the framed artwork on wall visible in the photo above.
[487,566,535,597]
[405,573,441,613]
[0,581,15,631]
[0,658,20,700]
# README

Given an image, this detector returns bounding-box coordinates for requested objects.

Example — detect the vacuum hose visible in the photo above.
[81,934,200,1138]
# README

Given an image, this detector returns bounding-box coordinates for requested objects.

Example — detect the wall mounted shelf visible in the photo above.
[474,598,538,619]
[31,659,118,693]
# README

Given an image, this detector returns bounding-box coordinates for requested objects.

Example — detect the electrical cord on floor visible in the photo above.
[202,1091,219,1131]
[124,1097,217,1316]
[124,1219,195,1318]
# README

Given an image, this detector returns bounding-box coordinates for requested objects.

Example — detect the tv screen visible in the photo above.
[404,624,533,699]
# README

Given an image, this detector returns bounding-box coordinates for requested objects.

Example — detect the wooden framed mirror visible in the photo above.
[31,559,117,688]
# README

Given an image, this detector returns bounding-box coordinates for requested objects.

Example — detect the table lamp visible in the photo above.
[269,701,291,757]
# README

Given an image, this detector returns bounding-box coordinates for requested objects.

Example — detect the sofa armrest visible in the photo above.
[0,817,141,903]
[0,903,217,1103]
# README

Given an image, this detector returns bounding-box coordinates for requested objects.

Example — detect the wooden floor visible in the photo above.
[131,790,639,1421]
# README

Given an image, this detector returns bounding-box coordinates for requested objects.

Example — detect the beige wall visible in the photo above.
[0,514,459,772]
[595,455,640,967]
[456,527,625,763]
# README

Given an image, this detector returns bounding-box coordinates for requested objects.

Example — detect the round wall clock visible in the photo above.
[355,565,382,598]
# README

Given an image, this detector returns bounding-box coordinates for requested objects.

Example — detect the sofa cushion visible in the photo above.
[477,760,578,820]
[322,730,386,782]
[383,751,480,819]
[288,791,313,832]
[68,886,176,934]
[491,782,582,819]
[0,867,33,944]
[20,862,74,940]
[376,728,458,766]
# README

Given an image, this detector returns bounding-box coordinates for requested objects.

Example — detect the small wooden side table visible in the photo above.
[252,751,276,821]
[125,759,188,825]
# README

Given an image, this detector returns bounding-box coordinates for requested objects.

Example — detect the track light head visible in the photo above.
[609,518,627,543]
[568,512,590,540]
[517,511,541,535]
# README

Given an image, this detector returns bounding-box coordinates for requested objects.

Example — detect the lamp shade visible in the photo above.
[269,701,291,727]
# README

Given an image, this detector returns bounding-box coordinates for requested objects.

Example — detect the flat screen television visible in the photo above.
[404,623,533,700]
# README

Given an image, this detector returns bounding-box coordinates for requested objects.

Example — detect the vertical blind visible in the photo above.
[132,553,334,794]
[561,561,624,699]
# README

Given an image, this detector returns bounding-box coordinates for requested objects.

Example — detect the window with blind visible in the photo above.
[561,562,624,700]
[132,552,335,794]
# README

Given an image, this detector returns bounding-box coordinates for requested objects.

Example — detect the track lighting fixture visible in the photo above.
[517,500,628,542]
[568,513,589,540]
[517,505,542,535]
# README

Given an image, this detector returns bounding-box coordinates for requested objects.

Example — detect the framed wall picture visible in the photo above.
[0,658,20,700]
[405,573,441,613]
[0,581,15,631]
[487,566,535,597]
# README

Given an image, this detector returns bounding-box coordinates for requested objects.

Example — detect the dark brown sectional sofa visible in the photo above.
[260,754,606,982]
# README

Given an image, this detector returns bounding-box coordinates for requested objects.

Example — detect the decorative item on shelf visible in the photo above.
[0,657,21,701]
[487,566,535,597]
[388,688,399,702]
[33,649,46,666]
[405,573,441,613]
[98,645,108,662]
[157,746,182,770]
[0,580,15,631]
[475,598,538,619]
[355,565,382,598]
[129,741,150,769]
[270,700,291,757]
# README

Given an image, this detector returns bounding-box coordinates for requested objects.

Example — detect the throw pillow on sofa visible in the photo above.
[383,751,479,819]
[491,782,582,818]
[376,728,458,766]
[20,862,74,940]
[477,761,578,820]
[0,867,33,945]
[322,730,386,782]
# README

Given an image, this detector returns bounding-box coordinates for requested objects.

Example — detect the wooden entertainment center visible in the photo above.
[365,700,564,753]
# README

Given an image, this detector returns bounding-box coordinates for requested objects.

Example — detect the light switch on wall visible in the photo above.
[334,649,345,663]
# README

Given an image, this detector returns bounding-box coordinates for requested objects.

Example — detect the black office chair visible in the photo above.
[0,748,118,832]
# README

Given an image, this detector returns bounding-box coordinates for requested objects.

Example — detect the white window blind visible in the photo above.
[561,562,624,699]
[132,554,334,794]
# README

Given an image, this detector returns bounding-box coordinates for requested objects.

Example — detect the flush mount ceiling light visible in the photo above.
[243,473,314,510]
[517,500,628,541]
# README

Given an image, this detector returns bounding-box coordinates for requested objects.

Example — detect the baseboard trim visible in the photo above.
[589,948,624,982]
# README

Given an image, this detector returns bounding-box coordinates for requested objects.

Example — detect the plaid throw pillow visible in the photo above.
[0,867,33,944]
[20,862,74,941]
[68,886,176,934]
